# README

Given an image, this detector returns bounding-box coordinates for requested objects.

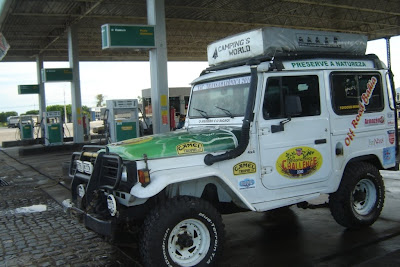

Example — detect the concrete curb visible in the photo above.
[381,170,400,180]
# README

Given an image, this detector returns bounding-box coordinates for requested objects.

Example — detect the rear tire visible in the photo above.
[329,162,384,229]
[140,196,224,267]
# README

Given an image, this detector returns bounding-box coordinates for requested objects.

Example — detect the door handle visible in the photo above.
[315,139,327,144]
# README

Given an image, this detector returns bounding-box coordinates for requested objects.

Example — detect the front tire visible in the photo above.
[140,196,224,267]
[329,162,385,229]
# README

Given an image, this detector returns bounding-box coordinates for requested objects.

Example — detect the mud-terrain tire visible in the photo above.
[329,162,385,229]
[140,196,224,267]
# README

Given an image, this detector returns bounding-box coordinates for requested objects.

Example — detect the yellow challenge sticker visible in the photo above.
[276,147,323,179]
[176,142,204,155]
[233,161,256,175]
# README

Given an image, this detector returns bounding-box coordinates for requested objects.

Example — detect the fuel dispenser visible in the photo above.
[105,99,139,143]
[19,115,34,140]
[43,111,63,146]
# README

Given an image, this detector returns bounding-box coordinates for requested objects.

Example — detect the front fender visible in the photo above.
[129,165,256,211]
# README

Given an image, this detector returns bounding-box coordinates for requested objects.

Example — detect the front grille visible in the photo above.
[71,145,137,194]
[98,154,122,190]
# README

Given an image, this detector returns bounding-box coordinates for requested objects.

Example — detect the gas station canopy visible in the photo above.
[0,0,399,62]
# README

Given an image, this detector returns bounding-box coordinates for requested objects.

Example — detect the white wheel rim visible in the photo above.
[351,178,377,216]
[168,218,210,266]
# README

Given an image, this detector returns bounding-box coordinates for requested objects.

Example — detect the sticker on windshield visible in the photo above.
[276,147,323,179]
[176,142,204,155]
[193,76,250,91]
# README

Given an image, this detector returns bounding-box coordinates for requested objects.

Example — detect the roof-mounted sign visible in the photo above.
[101,24,155,49]
[18,84,39,94]
[0,32,10,61]
[41,68,73,82]
[282,59,374,70]
[207,27,368,66]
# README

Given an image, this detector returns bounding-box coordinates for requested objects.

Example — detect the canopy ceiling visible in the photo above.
[0,0,399,62]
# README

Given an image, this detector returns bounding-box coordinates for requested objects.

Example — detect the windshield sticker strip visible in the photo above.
[194,76,250,91]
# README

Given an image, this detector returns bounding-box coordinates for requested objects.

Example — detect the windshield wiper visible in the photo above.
[193,108,210,119]
[215,106,234,118]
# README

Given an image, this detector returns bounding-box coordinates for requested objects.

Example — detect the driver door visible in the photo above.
[257,73,332,199]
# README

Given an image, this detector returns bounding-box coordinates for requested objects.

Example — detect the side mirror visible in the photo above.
[271,95,302,133]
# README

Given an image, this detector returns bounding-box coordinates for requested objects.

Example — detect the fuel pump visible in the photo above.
[43,111,63,146]
[105,99,139,143]
[19,115,34,140]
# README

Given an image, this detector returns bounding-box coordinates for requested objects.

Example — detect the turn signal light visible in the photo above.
[138,169,150,187]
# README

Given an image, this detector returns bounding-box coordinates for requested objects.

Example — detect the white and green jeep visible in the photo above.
[66,27,398,266]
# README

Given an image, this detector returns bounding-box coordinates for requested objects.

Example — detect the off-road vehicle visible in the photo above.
[65,27,398,266]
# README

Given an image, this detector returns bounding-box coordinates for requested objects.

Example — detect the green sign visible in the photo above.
[41,68,73,82]
[101,24,155,49]
[18,84,39,94]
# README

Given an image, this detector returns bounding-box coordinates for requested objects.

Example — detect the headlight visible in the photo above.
[121,166,128,182]
[76,160,83,172]
[78,184,86,198]
[107,194,117,217]
[83,161,93,175]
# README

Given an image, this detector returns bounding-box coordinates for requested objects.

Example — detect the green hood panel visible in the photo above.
[107,128,239,160]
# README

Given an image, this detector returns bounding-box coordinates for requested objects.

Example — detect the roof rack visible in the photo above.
[200,53,384,76]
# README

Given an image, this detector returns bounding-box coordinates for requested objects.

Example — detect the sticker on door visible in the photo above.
[276,147,323,179]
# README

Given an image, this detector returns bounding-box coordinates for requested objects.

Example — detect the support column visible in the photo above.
[179,95,185,115]
[68,24,84,143]
[147,0,169,134]
[36,55,45,138]
[386,37,391,69]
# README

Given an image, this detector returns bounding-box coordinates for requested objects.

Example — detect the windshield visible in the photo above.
[189,75,251,118]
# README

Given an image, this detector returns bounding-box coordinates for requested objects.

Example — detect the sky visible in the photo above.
[0,36,399,115]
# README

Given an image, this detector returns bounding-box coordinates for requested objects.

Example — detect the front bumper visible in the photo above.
[63,199,116,237]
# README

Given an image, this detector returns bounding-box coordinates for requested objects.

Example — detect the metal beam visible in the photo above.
[68,24,84,143]
[0,0,12,30]
[147,0,170,134]
[282,0,400,17]
[39,0,105,55]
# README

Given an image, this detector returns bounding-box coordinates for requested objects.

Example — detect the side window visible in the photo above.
[331,73,383,115]
[263,75,320,120]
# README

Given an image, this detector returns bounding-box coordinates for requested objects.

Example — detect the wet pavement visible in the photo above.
[0,146,140,267]
[1,144,400,266]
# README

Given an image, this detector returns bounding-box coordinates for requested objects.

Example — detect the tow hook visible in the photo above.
[62,199,84,222]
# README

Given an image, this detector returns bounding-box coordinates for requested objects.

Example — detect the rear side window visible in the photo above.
[331,73,383,115]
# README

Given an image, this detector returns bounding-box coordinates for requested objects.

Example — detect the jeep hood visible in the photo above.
[107,128,240,160]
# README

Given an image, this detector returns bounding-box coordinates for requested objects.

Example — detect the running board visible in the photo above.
[252,193,321,212]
